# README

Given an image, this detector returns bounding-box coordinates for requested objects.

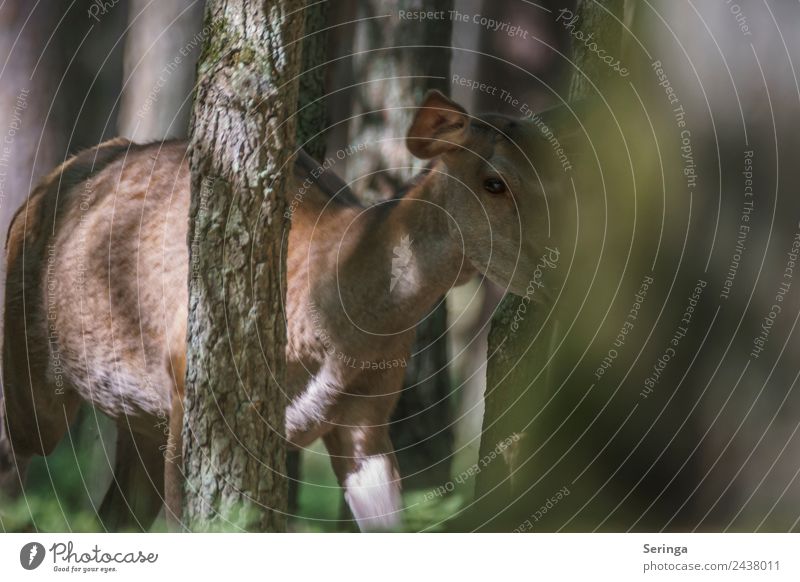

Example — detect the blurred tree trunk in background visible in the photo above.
[343,0,456,491]
[346,0,452,202]
[183,0,303,532]
[472,0,574,116]
[0,1,65,256]
[117,0,205,141]
[392,302,454,490]
[296,1,329,162]
[566,0,624,99]
[60,0,129,151]
[474,0,627,530]
[322,2,357,167]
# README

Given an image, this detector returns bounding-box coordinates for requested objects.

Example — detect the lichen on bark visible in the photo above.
[183,0,305,532]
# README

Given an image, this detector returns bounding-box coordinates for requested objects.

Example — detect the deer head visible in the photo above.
[407,90,564,297]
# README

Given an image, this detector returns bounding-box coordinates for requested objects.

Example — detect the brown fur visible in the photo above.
[1,91,556,531]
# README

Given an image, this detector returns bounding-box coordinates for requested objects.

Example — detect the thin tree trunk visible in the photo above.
[296,0,329,162]
[391,302,453,489]
[183,0,304,532]
[0,1,64,250]
[474,0,626,528]
[566,0,625,100]
[117,0,205,140]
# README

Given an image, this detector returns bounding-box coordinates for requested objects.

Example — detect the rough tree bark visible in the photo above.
[183,0,304,532]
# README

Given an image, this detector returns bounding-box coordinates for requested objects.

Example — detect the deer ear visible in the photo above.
[406,90,470,159]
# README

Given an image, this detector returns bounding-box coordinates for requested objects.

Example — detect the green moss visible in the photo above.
[197,16,236,71]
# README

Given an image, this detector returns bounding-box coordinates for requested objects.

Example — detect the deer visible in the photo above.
[0,90,563,532]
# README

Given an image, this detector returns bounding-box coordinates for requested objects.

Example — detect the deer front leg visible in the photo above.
[323,422,402,532]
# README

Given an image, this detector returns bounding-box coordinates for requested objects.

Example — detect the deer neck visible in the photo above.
[335,165,475,334]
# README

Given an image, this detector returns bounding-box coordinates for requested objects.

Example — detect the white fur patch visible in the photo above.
[286,365,339,443]
[344,455,402,531]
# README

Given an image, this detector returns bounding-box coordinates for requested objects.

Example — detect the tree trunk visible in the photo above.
[391,302,454,489]
[183,0,304,532]
[296,0,329,162]
[566,0,625,100]
[0,1,65,252]
[474,0,626,529]
[117,0,205,140]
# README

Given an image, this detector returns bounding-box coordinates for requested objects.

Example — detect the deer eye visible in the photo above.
[483,177,507,194]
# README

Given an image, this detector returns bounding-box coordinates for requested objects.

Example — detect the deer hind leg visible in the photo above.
[98,427,164,532]
[1,347,81,500]
[163,350,185,530]
[323,422,403,532]
[163,388,184,529]
[0,400,30,500]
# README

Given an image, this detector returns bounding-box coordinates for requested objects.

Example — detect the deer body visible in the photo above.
[1,92,553,531]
